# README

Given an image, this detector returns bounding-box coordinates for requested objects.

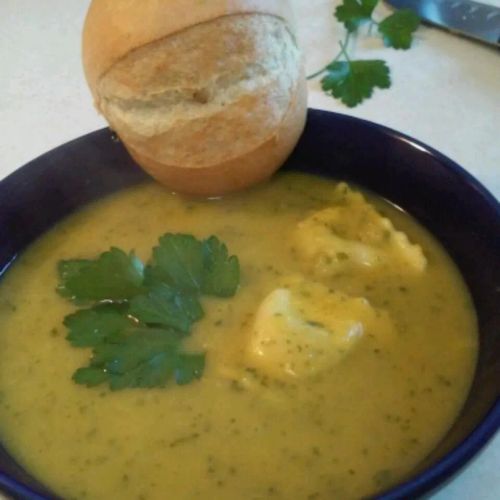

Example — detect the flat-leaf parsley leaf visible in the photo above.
[151,234,204,292]
[202,236,240,297]
[58,248,144,301]
[73,328,194,391]
[129,283,203,334]
[64,304,130,347]
[378,9,420,49]
[335,0,378,32]
[321,60,390,108]
[149,234,240,297]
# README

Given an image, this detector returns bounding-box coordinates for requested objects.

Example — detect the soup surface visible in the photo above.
[0,173,477,499]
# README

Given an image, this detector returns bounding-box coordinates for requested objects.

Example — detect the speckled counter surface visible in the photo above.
[0,0,499,498]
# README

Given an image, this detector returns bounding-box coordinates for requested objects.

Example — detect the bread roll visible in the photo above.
[82,0,307,196]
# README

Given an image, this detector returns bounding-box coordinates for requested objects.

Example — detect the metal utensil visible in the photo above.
[385,0,500,46]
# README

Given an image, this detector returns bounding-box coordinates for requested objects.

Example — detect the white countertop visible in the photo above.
[0,0,499,498]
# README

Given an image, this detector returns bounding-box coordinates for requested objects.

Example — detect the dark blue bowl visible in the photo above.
[0,109,499,499]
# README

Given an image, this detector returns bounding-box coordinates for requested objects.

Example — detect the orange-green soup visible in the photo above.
[0,173,477,499]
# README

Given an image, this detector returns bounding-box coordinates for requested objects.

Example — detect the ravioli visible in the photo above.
[246,277,396,380]
[293,183,427,278]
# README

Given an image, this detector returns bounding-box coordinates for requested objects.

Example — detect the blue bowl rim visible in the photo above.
[0,108,498,499]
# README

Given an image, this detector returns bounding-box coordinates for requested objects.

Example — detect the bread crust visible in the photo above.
[83,0,296,102]
[82,0,307,196]
[125,73,307,196]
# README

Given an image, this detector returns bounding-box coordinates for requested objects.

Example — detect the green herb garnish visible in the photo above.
[335,0,378,32]
[129,284,203,334]
[378,9,420,49]
[308,1,420,107]
[320,59,391,108]
[201,236,240,297]
[64,304,130,347]
[148,234,240,296]
[150,234,205,292]
[73,328,204,391]
[58,248,145,301]
[58,234,240,391]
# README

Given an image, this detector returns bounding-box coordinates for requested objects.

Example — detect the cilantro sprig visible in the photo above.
[308,1,420,107]
[57,234,240,391]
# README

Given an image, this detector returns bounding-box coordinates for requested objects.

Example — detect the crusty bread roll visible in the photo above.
[82,0,307,196]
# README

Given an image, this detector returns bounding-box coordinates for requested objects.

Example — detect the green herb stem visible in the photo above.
[307,66,330,81]
[339,40,351,62]
[368,19,378,35]
[306,33,351,80]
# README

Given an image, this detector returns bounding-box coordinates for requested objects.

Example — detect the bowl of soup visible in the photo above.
[0,109,498,499]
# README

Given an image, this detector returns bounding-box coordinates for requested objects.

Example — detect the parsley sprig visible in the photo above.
[57,234,240,391]
[308,1,420,107]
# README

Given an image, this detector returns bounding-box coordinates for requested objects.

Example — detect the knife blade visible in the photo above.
[385,0,500,46]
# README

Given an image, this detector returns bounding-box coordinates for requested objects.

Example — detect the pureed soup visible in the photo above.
[0,173,477,500]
